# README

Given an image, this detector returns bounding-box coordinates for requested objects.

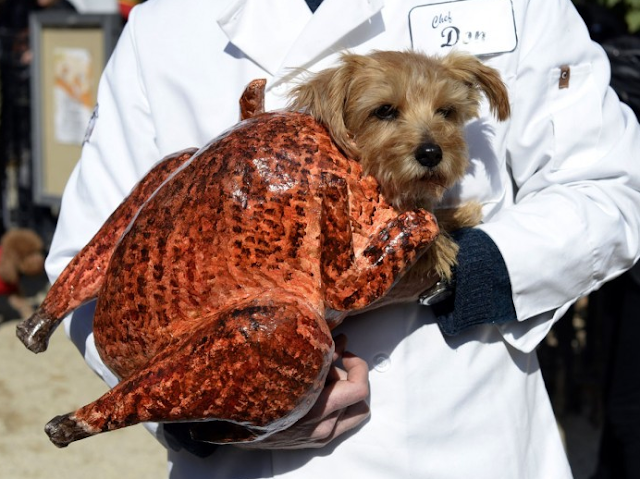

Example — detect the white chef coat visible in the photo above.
[45,0,640,478]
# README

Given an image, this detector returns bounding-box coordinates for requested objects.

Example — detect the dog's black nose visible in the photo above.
[415,143,443,168]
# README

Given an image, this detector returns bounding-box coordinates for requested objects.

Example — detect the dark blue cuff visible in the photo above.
[432,228,517,336]
[162,423,219,458]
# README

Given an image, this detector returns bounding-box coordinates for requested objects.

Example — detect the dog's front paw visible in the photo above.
[435,201,483,231]
[424,234,459,282]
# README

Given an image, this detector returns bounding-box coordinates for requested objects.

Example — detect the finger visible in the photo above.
[306,409,343,443]
[326,335,349,382]
[237,400,370,450]
[333,400,370,435]
[328,401,370,438]
[341,350,368,377]
[323,353,369,414]
[309,401,371,449]
[340,351,369,391]
[332,334,348,362]
[325,364,347,383]
[309,351,369,419]
[241,410,344,450]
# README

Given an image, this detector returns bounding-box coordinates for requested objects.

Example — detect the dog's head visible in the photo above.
[289,50,510,209]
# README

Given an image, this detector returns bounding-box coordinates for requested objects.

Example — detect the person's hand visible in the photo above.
[239,334,370,449]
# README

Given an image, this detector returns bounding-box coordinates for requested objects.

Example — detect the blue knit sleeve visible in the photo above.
[432,228,517,336]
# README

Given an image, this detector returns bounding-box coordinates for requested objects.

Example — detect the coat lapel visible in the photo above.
[217,0,313,75]
[276,0,384,77]
[217,0,384,77]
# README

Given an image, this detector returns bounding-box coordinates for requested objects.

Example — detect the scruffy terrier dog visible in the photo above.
[289,50,510,283]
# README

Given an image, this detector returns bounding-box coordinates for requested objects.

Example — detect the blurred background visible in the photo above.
[0,0,639,478]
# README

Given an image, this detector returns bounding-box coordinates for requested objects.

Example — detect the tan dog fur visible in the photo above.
[289,50,510,282]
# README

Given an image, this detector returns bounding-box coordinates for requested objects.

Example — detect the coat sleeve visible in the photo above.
[45,6,162,409]
[478,0,640,352]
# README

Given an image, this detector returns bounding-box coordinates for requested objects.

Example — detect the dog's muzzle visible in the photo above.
[415,142,443,168]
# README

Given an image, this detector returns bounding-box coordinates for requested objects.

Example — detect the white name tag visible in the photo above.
[409,0,517,56]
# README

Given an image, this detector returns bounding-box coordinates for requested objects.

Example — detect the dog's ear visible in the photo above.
[288,57,359,157]
[0,229,44,284]
[443,53,510,122]
[0,248,19,285]
[20,252,45,276]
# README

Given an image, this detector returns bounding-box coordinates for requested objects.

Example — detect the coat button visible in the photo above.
[373,353,391,372]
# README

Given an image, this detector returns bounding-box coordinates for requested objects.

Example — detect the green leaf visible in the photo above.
[626,9,640,31]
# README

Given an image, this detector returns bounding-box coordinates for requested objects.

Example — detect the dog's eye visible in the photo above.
[373,104,399,121]
[436,106,456,119]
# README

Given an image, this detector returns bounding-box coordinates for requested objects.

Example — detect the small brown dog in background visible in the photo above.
[0,228,46,319]
[289,50,510,286]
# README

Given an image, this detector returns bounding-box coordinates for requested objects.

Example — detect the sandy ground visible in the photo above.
[0,317,167,479]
